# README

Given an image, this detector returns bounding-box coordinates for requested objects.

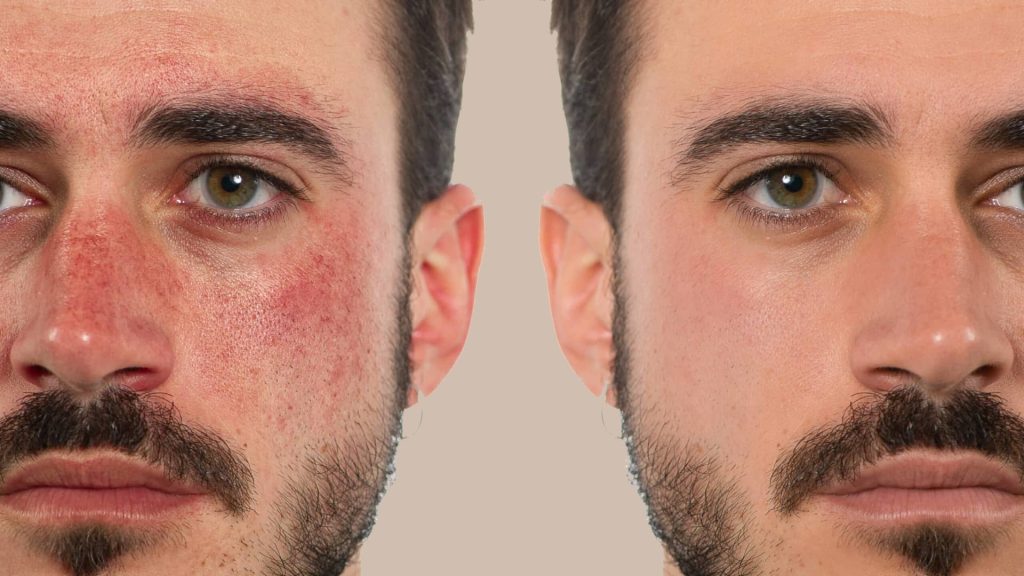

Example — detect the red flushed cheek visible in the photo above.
[182,213,397,434]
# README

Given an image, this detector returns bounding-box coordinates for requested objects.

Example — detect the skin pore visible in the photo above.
[0,2,482,575]
[543,1,1024,575]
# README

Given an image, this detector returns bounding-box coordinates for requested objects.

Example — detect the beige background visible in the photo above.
[362,1,663,574]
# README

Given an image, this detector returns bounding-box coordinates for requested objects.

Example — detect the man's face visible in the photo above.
[612,1,1024,574]
[0,2,416,574]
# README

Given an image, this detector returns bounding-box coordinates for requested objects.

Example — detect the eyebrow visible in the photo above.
[0,110,52,149]
[672,99,894,182]
[972,110,1024,151]
[131,101,350,179]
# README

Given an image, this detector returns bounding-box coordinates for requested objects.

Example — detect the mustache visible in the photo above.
[0,386,254,515]
[770,386,1024,515]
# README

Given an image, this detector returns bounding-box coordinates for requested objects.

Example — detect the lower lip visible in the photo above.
[822,487,1024,524]
[0,487,201,522]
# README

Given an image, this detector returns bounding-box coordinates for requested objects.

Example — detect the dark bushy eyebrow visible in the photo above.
[972,111,1024,151]
[131,102,350,179]
[672,99,894,183]
[0,110,52,149]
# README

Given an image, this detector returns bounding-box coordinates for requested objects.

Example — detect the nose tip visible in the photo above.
[846,200,1016,399]
[9,205,177,398]
[11,310,174,397]
[851,312,1013,398]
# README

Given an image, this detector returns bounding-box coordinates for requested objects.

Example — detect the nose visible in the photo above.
[9,206,174,397]
[847,203,1014,399]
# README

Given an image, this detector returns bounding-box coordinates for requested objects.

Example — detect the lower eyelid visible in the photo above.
[722,174,850,232]
[730,200,840,230]
[177,194,300,232]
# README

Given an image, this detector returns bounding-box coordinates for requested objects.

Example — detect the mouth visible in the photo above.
[817,451,1024,526]
[0,453,206,524]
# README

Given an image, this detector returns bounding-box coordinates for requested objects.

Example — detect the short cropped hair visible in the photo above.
[382,1,473,229]
[551,0,645,229]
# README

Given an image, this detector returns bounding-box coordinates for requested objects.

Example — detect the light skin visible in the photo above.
[0,1,482,575]
[543,1,1024,574]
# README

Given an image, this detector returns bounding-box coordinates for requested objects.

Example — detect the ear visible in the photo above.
[408,184,483,406]
[539,185,615,404]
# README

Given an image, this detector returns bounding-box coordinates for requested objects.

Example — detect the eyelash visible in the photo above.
[714,155,843,230]
[179,156,310,228]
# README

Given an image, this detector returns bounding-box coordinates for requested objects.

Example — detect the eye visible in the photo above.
[181,165,283,212]
[0,180,34,214]
[990,181,1024,212]
[741,165,845,212]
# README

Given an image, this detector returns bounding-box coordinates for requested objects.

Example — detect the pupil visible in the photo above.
[221,173,244,193]
[781,173,804,193]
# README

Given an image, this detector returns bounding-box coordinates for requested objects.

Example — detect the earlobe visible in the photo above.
[408,185,483,406]
[540,185,614,401]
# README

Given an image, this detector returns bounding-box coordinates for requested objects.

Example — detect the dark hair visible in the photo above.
[381,1,473,230]
[551,0,645,229]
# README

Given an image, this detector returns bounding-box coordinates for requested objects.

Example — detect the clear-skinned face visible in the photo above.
[543,1,1024,575]
[0,2,482,575]
[629,1,1024,574]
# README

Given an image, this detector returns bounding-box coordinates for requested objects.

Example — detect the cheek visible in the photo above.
[180,212,398,437]
[628,206,838,464]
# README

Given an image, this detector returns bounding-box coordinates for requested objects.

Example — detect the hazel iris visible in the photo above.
[765,167,819,209]
[206,167,260,209]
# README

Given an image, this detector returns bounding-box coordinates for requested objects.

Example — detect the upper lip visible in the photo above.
[0,454,204,496]
[820,451,1024,496]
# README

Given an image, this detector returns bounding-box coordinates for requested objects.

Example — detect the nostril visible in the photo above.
[970,363,1001,383]
[878,367,914,378]
[21,364,56,386]
[107,366,156,389]
[870,366,916,389]
[18,363,73,391]
[19,363,160,393]
[10,319,175,394]
[104,366,172,394]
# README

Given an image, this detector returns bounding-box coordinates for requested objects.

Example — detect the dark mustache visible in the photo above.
[0,386,254,515]
[770,386,1024,515]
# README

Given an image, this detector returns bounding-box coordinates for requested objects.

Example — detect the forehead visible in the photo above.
[0,0,391,141]
[635,0,1024,126]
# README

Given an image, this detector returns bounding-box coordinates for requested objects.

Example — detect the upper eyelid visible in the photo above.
[0,154,315,207]
[0,176,33,203]
[182,157,310,201]
[977,167,1024,202]
[723,157,1024,202]
[715,156,840,202]
[715,158,1024,232]
[0,167,48,200]
[0,158,311,216]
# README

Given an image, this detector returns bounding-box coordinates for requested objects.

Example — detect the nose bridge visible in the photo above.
[848,198,1012,394]
[41,203,148,326]
[878,205,979,328]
